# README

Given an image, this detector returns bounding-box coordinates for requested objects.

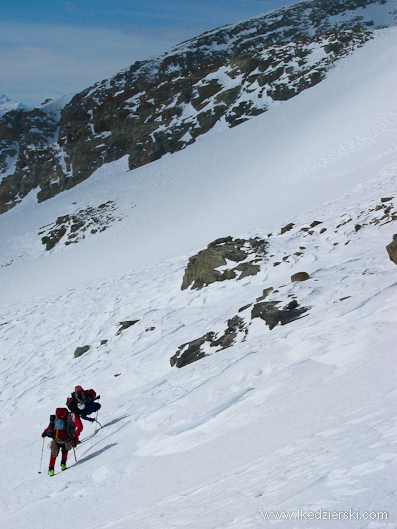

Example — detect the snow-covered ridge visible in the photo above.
[1,0,396,215]
[168,0,397,55]
[0,94,26,117]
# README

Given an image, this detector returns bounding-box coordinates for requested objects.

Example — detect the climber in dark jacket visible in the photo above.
[66,385,101,422]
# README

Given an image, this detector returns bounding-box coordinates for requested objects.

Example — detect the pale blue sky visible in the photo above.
[1,1,295,107]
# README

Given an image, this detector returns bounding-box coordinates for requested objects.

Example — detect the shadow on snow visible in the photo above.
[76,443,118,465]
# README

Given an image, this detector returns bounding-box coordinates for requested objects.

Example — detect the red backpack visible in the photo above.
[48,408,72,440]
[74,386,96,405]
[85,389,96,402]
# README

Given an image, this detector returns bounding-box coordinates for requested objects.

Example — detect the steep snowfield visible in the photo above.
[0,27,396,529]
[1,27,397,304]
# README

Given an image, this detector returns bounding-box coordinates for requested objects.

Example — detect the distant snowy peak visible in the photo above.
[0,94,26,117]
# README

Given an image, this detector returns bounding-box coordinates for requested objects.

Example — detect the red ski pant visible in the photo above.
[49,439,72,467]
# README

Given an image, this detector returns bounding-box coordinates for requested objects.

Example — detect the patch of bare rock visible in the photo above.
[170,293,310,368]
[181,236,268,290]
[39,201,121,250]
[386,234,397,265]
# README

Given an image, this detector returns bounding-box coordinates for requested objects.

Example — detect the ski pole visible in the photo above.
[38,438,45,474]
[73,446,78,463]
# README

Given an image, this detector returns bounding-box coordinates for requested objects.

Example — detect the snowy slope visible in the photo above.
[0,27,396,529]
[0,27,396,304]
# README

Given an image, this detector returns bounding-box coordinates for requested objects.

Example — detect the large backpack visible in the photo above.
[49,408,73,441]
[66,386,98,416]
[66,396,78,413]
[74,386,88,406]
[72,386,96,407]
[85,389,96,404]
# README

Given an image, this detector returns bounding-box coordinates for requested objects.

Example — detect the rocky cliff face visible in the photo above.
[0,0,395,214]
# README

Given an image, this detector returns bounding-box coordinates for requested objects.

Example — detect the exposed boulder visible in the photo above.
[181,236,268,290]
[280,223,294,234]
[251,301,282,330]
[74,345,91,358]
[116,320,139,336]
[256,287,274,302]
[291,271,310,282]
[386,234,397,265]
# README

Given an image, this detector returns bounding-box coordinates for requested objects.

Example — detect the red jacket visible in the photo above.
[69,412,83,442]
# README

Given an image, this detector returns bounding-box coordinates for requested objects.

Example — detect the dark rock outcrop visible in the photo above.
[386,234,397,265]
[181,236,268,290]
[0,0,381,214]
[280,223,295,234]
[170,315,248,367]
[116,320,139,336]
[210,316,248,350]
[256,286,274,302]
[170,332,216,368]
[172,290,310,366]
[251,299,310,329]
[39,201,119,250]
[251,301,282,329]
[74,345,91,358]
[291,271,310,282]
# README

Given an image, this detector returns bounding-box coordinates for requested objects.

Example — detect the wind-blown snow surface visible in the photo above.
[0,28,396,529]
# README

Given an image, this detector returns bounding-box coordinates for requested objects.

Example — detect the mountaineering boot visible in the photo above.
[48,467,55,477]
[61,462,67,471]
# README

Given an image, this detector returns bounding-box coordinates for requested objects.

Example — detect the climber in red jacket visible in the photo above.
[42,407,83,476]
